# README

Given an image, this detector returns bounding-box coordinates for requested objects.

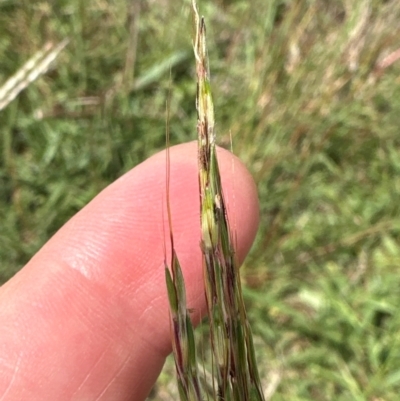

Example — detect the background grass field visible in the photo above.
[2,0,400,399]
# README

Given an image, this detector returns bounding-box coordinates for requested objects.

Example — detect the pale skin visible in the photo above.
[0,142,259,401]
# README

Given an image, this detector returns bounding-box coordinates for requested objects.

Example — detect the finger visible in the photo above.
[0,142,259,401]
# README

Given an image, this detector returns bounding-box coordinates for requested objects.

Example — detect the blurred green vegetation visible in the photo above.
[2,0,400,400]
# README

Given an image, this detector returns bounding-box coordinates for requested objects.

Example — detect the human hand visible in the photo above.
[0,142,259,401]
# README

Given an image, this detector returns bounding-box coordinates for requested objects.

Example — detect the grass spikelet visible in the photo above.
[165,1,265,400]
[165,253,203,401]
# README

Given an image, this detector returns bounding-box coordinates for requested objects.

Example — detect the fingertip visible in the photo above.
[0,141,259,401]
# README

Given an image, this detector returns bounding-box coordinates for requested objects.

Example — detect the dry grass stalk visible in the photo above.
[0,39,68,111]
[165,1,265,400]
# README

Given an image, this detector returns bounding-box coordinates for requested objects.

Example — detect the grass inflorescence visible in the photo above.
[165,1,264,400]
